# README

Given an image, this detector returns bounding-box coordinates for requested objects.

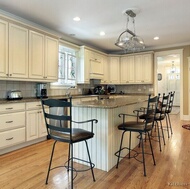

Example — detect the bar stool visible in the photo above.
[41,97,98,189]
[115,95,158,176]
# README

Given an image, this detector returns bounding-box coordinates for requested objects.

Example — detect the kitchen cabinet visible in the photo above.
[135,53,153,84]
[29,31,58,81]
[109,56,120,84]
[45,36,59,81]
[120,56,135,84]
[26,101,47,141]
[101,55,110,84]
[9,23,29,78]
[77,46,105,83]
[0,103,26,149]
[0,19,8,78]
[89,50,103,79]
[77,47,90,84]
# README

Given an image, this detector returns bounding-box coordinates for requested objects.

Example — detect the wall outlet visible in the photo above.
[78,88,82,93]
[138,88,141,92]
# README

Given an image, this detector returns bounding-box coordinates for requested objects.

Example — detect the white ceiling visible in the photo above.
[0,0,190,53]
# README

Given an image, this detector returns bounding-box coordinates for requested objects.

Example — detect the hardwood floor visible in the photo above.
[1,113,190,189]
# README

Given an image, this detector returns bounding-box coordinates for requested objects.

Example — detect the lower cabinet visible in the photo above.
[0,127,25,149]
[0,103,26,149]
[26,101,47,141]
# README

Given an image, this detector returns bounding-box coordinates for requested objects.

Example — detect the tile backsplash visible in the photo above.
[0,80,154,99]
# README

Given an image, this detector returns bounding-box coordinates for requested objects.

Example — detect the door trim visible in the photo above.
[154,49,183,120]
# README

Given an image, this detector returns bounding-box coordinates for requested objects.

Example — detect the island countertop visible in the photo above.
[72,95,148,109]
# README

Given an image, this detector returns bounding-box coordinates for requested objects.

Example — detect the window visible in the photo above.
[51,43,78,88]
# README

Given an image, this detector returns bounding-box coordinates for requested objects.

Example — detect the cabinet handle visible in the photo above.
[6,137,13,140]
[6,121,13,123]
[10,74,12,76]
[36,105,41,107]
[6,107,13,110]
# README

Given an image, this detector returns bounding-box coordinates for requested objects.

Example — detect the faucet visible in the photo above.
[65,86,75,97]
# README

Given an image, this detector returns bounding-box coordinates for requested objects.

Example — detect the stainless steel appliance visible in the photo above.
[36,83,48,98]
[7,90,23,100]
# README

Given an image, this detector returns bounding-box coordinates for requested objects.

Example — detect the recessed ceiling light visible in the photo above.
[154,36,159,40]
[73,17,80,21]
[100,31,105,36]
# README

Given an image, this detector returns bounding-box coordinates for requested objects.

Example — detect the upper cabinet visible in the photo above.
[101,55,109,84]
[29,31,44,79]
[109,56,120,84]
[9,24,29,79]
[44,36,59,81]
[135,53,153,84]
[0,16,59,82]
[0,23,29,79]
[120,56,135,84]
[29,31,58,81]
[77,46,105,84]
[0,19,8,78]
[120,52,153,84]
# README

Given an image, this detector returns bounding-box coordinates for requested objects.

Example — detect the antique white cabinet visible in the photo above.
[0,19,8,78]
[26,101,47,141]
[29,31,58,81]
[135,53,153,84]
[0,103,26,149]
[9,23,29,78]
[101,55,109,84]
[109,56,120,84]
[120,55,135,84]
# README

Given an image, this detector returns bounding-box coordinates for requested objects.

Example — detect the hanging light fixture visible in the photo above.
[115,9,145,52]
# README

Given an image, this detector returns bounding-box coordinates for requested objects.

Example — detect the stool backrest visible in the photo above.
[41,97,72,142]
[167,91,175,113]
[145,95,158,128]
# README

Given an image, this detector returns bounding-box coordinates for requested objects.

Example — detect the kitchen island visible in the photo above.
[72,95,148,172]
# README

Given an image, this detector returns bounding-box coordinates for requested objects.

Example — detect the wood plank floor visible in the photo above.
[1,112,190,189]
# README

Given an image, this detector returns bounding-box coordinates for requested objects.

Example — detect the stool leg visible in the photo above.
[140,133,146,176]
[167,113,173,135]
[85,140,95,182]
[46,141,57,184]
[129,131,131,159]
[160,121,166,145]
[116,131,125,168]
[156,121,162,152]
[165,115,170,138]
[71,143,73,189]
[148,132,156,165]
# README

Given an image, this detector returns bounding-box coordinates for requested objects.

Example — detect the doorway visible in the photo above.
[154,49,183,118]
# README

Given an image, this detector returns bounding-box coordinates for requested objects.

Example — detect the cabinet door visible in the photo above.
[135,54,153,84]
[26,110,39,141]
[45,36,58,80]
[109,56,120,84]
[142,54,153,83]
[38,108,48,137]
[29,31,44,79]
[120,56,135,84]
[135,55,143,83]
[101,55,109,84]
[9,23,28,78]
[0,19,8,77]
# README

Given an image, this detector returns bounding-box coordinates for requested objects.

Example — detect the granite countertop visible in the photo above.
[72,95,148,109]
[0,94,150,107]
[0,95,99,104]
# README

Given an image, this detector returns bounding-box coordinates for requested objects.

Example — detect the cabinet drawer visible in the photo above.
[26,101,42,110]
[0,103,25,114]
[0,127,25,149]
[0,112,25,131]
